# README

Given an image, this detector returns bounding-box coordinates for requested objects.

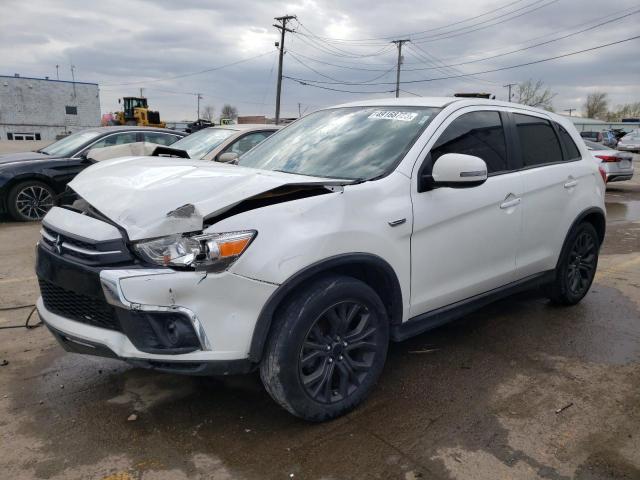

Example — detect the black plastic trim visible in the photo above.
[248,253,403,363]
[45,321,254,376]
[391,270,556,342]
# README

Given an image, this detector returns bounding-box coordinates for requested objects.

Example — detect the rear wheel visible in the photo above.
[260,275,389,421]
[545,222,600,305]
[7,180,55,221]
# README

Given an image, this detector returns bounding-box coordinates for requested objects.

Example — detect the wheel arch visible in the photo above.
[556,206,606,269]
[248,253,404,363]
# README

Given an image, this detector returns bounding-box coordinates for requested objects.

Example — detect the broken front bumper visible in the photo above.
[36,245,279,375]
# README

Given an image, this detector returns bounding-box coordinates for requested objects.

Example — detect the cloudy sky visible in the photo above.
[1,0,639,120]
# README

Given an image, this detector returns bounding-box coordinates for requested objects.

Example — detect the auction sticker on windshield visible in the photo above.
[368,111,419,121]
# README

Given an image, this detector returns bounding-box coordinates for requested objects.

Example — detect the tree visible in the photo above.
[584,92,608,119]
[220,104,238,120]
[605,102,640,121]
[515,79,555,111]
[201,105,215,122]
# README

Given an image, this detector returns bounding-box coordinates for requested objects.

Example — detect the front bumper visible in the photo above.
[36,245,279,372]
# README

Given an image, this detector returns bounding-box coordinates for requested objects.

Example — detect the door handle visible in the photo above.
[500,197,521,209]
[564,179,578,189]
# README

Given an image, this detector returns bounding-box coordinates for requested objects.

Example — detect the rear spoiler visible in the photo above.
[151,146,191,158]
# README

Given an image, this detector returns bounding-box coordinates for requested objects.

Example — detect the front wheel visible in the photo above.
[260,275,389,421]
[545,222,600,305]
[7,180,56,221]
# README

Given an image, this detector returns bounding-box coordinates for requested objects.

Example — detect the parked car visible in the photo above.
[584,140,634,183]
[617,131,640,153]
[160,124,282,162]
[0,126,185,221]
[35,98,605,421]
[580,131,603,143]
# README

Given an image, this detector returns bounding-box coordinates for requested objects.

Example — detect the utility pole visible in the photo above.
[196,93,203,120]
[55,64,59,80]
[70,65,77,99]
[298,102,301,117]
[273,15,296,125]
[139,87,144,98]
[564,108,575,116]
[503,83,517,102]
[392,40,410,98]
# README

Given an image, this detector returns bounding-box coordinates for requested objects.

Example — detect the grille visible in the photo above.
[39,279,121,331]
[40,225,132,266]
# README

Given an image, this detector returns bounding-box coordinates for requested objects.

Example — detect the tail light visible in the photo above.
[598,166,608,183]
[595,155,619,163]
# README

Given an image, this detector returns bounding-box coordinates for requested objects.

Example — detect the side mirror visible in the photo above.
[419,153,487,191]
[217,152,239,163]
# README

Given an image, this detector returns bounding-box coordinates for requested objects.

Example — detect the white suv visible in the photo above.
[36,98,606,421]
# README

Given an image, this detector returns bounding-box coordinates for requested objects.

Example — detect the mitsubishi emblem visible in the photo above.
[53,235,63,255]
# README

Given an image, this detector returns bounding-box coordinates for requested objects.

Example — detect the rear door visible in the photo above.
[410,107,523,316]
[511,112,588,278]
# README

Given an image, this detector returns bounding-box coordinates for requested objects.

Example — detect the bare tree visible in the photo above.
[220,104,238,120]
[515,79,556,110]
[584,92,608,119]
[605,102,640,121]
[201,105,215,122]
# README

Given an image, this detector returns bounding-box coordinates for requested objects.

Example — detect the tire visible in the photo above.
[545,222,600,305]
[7,180,56,221]
[260,275,389,422]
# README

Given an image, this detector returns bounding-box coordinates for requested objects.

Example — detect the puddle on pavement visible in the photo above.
[606,200,640,223]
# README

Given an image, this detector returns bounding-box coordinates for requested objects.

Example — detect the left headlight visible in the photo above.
[133,230,256,272]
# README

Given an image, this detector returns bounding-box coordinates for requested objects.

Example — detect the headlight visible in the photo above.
[133,230,256,272]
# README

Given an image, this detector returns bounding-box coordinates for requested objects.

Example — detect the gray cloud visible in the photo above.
[1,0,638,120]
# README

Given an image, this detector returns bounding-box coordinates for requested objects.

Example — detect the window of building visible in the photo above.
[7,132,40,140]
[65,106,78,115]
[429,111,508,174]
[514,114,563,167]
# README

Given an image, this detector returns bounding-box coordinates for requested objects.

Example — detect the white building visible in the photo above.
[0,74,100,141]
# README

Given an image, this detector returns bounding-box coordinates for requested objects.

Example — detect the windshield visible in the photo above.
[170,128,236,159]
[238,106,441,180]
[41,130,103,156]
[621,133,640,142]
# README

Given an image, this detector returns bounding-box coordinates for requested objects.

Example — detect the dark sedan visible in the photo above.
[0,126,185,221]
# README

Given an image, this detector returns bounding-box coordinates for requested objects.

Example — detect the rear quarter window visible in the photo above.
[555,123,581,161]
[514,113,563,167]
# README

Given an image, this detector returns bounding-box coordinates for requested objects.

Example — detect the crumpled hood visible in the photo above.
[69,156,341,240]
[0,151,55,166]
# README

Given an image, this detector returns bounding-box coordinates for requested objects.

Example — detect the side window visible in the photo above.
[143,132,181,146]
[430,111,508,174]
[555,123,581,161]
[89,132,138,149]
[514,114,563,167]
[225,131,273,156]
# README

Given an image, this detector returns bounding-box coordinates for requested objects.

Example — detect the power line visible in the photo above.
[404,8,640,71]
[100,51,275,87]
[288,51,395,84]
[284,76,395,94]
[286,34,640,86]
[291,0,531,43]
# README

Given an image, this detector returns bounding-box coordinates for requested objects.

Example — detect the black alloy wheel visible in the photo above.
[299,301,381,404]
[545,222,600,305]
[8,181,55,221]
[566,230,597,296]
[260,275,389,421]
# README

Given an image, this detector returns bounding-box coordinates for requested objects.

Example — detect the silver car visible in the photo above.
[617,131,640,153]
[584,140,634,183]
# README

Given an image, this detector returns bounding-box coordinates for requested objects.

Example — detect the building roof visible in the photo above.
[0,74,98,86]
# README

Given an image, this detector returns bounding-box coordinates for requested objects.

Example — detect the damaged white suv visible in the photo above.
[36,98,606,421]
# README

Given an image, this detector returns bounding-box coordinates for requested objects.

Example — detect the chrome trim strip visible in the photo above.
[61,242,122,256]
[99,269,212,351]
[40,228,56,242]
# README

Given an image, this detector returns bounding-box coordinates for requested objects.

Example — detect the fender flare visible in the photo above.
[248,253,403,363]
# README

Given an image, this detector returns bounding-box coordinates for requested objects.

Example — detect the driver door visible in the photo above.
[410,108,523,317]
